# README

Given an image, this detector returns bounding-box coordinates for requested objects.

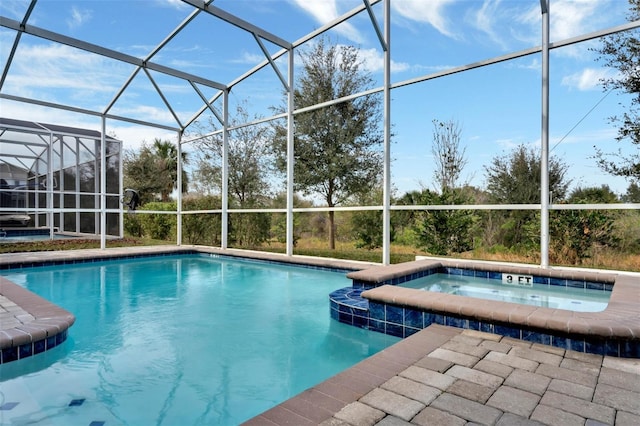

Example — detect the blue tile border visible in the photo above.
[329,283,639,358]
[1,329,68,364]
[363,265,611,294]
[0,250,358,275]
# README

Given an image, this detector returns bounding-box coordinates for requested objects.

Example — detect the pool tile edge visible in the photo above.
[0,277,75,363]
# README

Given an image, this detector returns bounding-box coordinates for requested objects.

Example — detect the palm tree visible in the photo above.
[152,139,188,201]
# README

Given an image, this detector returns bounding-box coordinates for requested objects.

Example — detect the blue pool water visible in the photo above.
[401,274,610,312]
[0,254,399,425]
[0,229,77,243]
[0,234,74,242]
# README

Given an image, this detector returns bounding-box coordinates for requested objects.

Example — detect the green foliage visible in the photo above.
[408,189,476,255]
[550,185,621,264]
[593,0,640,180]
[484,144,570,248]
[138,202,177,240]
[613,212,640,252]
[151,139,189,201]
[485,144,570,203]
[182,196,222,245]
[192,105,274,202]
[229,212,271,247]
[569,185,619,203]
[269,193,315,246]
[351,208,384,249]
[271,213,290,245]
[349,189,392,250]
[123,212,144,237]
[622,182,640,202]
[550,208,617,263]
[392,227,420,247]
[123,139,188,204]
[272,37,384,249]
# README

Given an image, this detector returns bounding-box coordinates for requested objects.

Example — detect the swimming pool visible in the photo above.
[0,228,76,243]
[0,253,399,425]
[0,234,74,243]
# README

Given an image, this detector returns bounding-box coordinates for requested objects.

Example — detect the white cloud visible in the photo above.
[549,0,604,41]
[561,68,613,91]
[4,43,127,98]
[111,105,179,126]
[468,0,509,50]
[357,47,410,73]
[0,0,30,20]
[289,0,363,43]
[504,58,540,72]
[516,0,609,52]
[156,0,189,10]
[392,0,459,39]
[230,52,265,65]
[67,6,92,29]
[111,125,178,150]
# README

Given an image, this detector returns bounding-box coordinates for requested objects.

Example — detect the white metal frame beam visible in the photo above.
[180,0,292,50]
[0,17,227,92]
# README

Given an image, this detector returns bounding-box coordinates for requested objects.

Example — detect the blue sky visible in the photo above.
[0,0,636,199]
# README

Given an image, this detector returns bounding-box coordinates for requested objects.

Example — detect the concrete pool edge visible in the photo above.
[0,244,378,272]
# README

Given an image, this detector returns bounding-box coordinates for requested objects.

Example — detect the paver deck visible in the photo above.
[245,324,640,426]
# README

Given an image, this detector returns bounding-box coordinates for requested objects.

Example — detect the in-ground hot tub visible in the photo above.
[330,259,639,357]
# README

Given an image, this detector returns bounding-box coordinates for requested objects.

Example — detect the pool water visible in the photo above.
[0,254,399,425]
[400,274,610,312]
[0,234,73,243]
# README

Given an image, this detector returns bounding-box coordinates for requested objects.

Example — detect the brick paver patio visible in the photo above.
[245,324,640,426]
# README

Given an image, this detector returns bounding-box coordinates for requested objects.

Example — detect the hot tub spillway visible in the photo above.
[329,287,370,329]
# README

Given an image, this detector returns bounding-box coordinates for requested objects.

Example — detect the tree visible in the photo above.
[193,105,274,205]
[272,37,384,249]
[271,192,314,246]
[192,105,275,247]
[405,189,476,255]
[350,188,394,250]
[431,119,467,192]
[123,140,187,204]
[181,195,222,245]
[593,0,640,181]
[549,185,619,264]
[484,144,570,248]
[153,139,189,201]
[622,181,640,202]
[403,119,476,255]
[569,185,619,204]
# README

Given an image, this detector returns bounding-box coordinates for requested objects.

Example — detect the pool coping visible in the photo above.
[0,245,377,271]
[0,276,75,361]
[351,258,639,342]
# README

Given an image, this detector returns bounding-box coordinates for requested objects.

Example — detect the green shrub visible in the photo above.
[138,202,177,240]
[182,196,222,245]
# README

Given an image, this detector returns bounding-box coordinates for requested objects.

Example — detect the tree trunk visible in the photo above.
[328,210,335,250]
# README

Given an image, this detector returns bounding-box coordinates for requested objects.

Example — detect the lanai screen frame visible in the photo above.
[0,117,123,239]
[1,0,639,267]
